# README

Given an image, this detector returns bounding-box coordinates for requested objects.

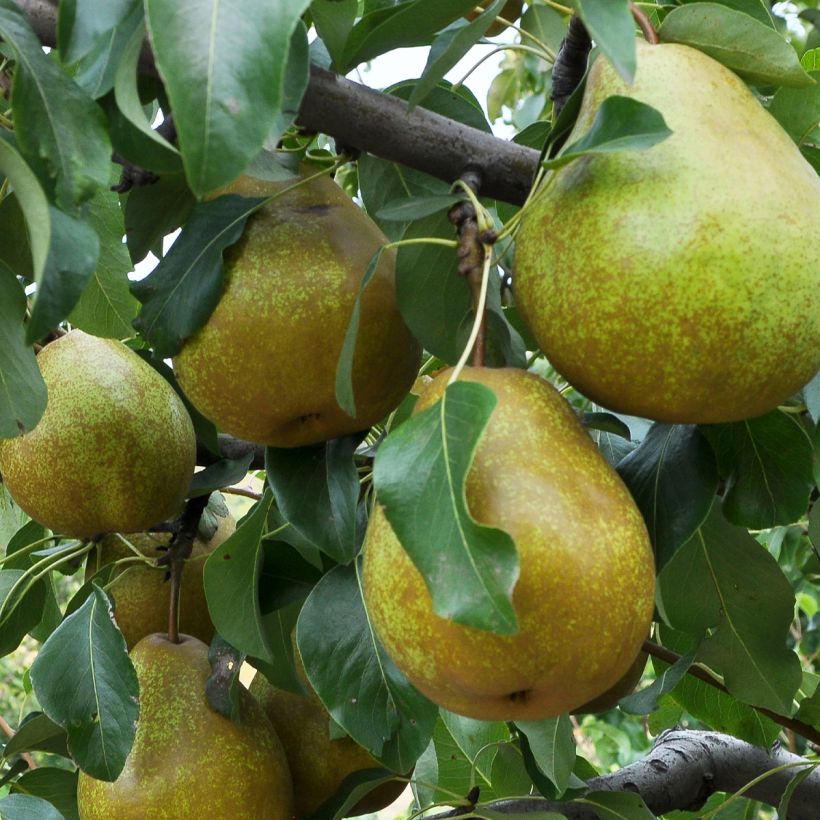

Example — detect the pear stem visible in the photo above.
[642,640,820,746]
[630,2,659,45]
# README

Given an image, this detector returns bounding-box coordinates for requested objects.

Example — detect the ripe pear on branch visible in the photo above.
[364,366,655,721]
[0,331,196,538]
[174,170,421,448]
[513,40,820,423]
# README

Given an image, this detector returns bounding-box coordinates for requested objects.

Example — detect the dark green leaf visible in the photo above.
[571,0,636,81]
[258,541,323,613]
[678,0,774,29]
[145,0,311,196]
[702,411,814,529]
[2,713,68,759]
[267,22,310,149]
[30,587,139,781]
[515,716,576,796]
[0,0,111,209]
[131,194,259,357]
[659,3,815,87]
[203,494,273,662]
[657,507,802,714]
[58,0,140,64]
[0,270,47,437]
[11,767,78,820]
[768,65,820,145]
[619,650,695,715]
[804,370,820,424]
[543,96,672,171]
[576,790,655,818]
[617,424,718,570]
[249,600,303,695]
[297,562,438,773]
[266,438,361,565]
[204,634,245,721]
[581,412,631,439]
[311,769,404,820]
[0,568,46,658]
[311,0,357,69]
[0,794,64,820]
[0,193,33,282]
[521,4,568,56]
[374,381,519,634]
[188,453,253,499]
[376,194,461,222]
[777,765,816,819]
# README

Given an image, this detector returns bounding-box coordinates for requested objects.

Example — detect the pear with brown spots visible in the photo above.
[363,367,655,721]
[0,331,195,538]
[514,40,820,423]
[173,172,421,448]
[77,634,294,819]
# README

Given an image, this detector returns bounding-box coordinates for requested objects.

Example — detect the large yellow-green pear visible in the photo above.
[0,331,195,537]
[173,172,421,447]
[514,40,820,423]
[86,499,235,648]
[77,634,293,819]
[363,367,655,721]
[250,672,406,817]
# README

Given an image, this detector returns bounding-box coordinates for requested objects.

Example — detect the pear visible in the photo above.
[77,634,293,819]
[0,331,195,538]
[86,499,235,648]
[466,0,523,36]
[363,366,655,721]
[250,671,406,817]
[513,40,820,423]
[573,648,647,714]
[173,172,421,448]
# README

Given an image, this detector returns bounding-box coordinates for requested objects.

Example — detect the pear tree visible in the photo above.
[0,1,819,818]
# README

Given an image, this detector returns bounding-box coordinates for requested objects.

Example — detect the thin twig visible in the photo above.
[221,486,262,501]
[630,2,660,45]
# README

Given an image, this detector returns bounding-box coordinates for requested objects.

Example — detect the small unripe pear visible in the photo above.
[0,331,195,538]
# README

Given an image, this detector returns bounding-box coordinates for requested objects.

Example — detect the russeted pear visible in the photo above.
[86,498,235,648]
[466,0,523,36]
[173,172,421,448]
[0,331,195,538]
[77,634,293,819]
[514,40,820,423]
[363,367,655,721]
[250,671,406,817]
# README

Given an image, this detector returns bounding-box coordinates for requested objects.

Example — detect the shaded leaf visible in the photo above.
[0,794,64,820]
[204,634,244,721]
[376,194,461,222]
[0,568,46,659]
[188,453,253,499]
[620,650,696,715]
[516,716,576,796]
[310,0,357,70]
[576,790,655,818]
[571,0,636,81]
[373,381,519,634]
[11,767,78,820]
[311,769,404,820]
[769,59,820,145]
[2,713,68,759]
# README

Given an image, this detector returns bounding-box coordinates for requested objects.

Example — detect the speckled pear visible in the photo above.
[87,497,235,648]
[250,671,406,817]
[173,172,421,447]
[0,331,195,537]
[514,41,820,423]
[363,367,655,721]
[77,634,293,819]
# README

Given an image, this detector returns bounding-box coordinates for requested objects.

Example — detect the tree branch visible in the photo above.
[428,731,820,819]
[14,1,540,205]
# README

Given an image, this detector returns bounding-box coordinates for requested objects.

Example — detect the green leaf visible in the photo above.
[334,250,383,418]
[521,4,568,56]
[266,21,310,150]
[0,270,47,437]
[2,713,69,759]
[571,0,636,82]
[768,59,820,146]
[203,493,273,662]
[516,716,576,796]
[702,411,814,529]
[376,194,461,222]
[617,424,718,570]
[658,3,815,87]
[0,794,64,820]
[619,650,696,715]
[577,790,655,818]
[408,0,508,108]
[11,767,79,820]
[69,187,140,339]
[250,600,303,695]
[0,0,111,210]
[657,507,802,714]
[340,0,479,73]
[0,568,46,658]
[204,634,244,721]
[677,0,775,29]
[542,96,672,171]
[258,540,322,614]
[265,438,361,565]
[188,453,253,499]
[311,769,403,820]
[439,710,508,787]
[297,562,438,773]
[310,0,357,69]
[373,381,519,634]
[58,0,140,64]
[30,587,139,781]
[131,194,259,357]
[145,0,311,196]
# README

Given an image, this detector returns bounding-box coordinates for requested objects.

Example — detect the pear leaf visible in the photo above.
[10,768,78,820]
[58,0,139,65]
[768,63,820,146]
[0,794,64,820]
[0,568,46,658]
[131,194,260,357]
[620,650,696,716]
[2,713,68,759]
[576,791,655,819]
[297,562,438,773]
[187,452,254,499]
[659,3,815,88]
[440,710,508,786]
[373,380,520,635]
[571,0,636,82]
[542,96,672,170]
[376,194,462,222]
[515,717,576,796]
[657,508,802,714]
[0,271,47,437]
[203,493,273,663]
[310,769,404,820]
[30,587,139,781]
[249,600,303,696]
[204,634,245,721]
[310,0,357,70]
[701,411,815,529]
[145,0,311,196]
[617,424,719,570]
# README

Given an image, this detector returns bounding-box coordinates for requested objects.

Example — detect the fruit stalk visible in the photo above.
[630,2,659,45]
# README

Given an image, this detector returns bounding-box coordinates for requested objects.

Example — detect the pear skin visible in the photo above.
[363,367,655,721]
[573,649,647,714]
[514,41,820,423]
[0,331,195,537]
[250,673,406,817]
[77,634,293,819]
[173,173,421,447]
